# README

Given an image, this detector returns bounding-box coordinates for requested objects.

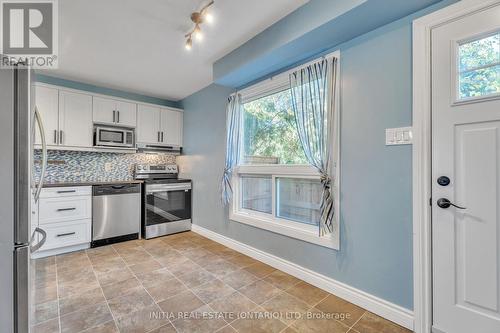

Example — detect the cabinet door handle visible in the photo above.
[117,111,120,123]
[56,190,76,194]
[59,130,63,145]
[157,131,160,142]
[161,132,164,142]
[56,232,76,237]
[113,110,116,122]
[57,207,76,212]
[53,130,57,144]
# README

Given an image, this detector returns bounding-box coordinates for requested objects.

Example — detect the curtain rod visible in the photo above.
[236,50,340,98]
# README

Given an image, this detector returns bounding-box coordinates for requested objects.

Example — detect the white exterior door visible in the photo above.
[35,86,59,146]
[432,4,500,333]
[137,104,161,144]
[58,91,93,147]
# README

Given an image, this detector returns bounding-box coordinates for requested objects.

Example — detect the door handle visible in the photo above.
[57,190,76,194]
[34,107,47,203]
[158,131,160,142]
[59,130,63,145]
[53,129,57,144]
[437,198,466,210]
[113,110,116,123]
[161,132,164,142]
[117,111,120,123]
[30,227,47,253]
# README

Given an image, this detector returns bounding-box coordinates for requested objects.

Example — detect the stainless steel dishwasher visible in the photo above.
[92,183,141,247]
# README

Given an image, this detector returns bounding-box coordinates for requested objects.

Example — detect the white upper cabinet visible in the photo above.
[35,86,59,146]
[34,83,183,151]
[137,105,183,146]
[137,104,161,144]
[58,91,93,147]
[92,96,115,124]
[93,96,137,127]
[115,100,137,127]
[161,108,183,147]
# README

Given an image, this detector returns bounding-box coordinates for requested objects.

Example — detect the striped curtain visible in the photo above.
[289,57,338,236]
[221,93,242,205]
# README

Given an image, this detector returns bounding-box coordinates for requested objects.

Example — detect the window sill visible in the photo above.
[230,211,339,250]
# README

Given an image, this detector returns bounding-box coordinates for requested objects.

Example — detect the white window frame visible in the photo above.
[230,50,341,250]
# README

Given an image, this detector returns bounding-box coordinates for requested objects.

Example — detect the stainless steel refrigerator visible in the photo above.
[0,60,48,333]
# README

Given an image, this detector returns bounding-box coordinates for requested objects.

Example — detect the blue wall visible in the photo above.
[214,0,447,87]
[36,74,180,108]
[180,1,456,311]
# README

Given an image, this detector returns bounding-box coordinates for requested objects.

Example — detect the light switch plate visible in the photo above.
[386,127,413,145]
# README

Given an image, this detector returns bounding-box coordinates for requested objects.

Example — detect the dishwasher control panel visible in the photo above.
[93,183,141,196]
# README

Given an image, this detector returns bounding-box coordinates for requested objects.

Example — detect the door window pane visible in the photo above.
[276,178,322,226]
[241,175,272,214]
[459,65,500,99]
[458,33,500,99]
[459,34,499,71]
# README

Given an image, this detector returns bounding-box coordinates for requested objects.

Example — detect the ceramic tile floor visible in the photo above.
[31,231,412,333]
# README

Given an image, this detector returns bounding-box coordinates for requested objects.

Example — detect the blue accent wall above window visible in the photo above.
[213,0,457,88]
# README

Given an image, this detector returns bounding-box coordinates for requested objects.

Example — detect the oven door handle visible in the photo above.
[147,185,191,193]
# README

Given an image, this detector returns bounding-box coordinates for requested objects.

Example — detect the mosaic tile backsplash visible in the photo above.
[33,150,176,183]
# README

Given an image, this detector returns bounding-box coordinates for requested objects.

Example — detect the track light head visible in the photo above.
[185,37,192,50]
[193,25,203,41]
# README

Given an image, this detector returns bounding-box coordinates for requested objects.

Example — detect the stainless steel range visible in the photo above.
[135,164,192,239]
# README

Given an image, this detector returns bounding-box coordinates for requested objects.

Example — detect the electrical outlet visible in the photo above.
[386,127,413,145]
[104,163,113,172]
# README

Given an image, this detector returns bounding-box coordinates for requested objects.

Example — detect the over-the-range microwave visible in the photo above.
[94,125,135,148]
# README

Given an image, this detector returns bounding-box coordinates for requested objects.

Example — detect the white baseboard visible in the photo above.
[31,243,90,259]
[192,224,414,331]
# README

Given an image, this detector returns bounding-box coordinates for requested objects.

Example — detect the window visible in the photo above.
[458,32,500,100]
[242,89,307,165]
[240,175,272,214]
[230,52,340,249]
[276,177,322,226]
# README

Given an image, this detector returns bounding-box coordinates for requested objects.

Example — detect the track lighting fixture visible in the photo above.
[184,1,214,50]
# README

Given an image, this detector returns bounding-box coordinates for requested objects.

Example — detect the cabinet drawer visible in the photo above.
[39,196,91,224]
[39,220,91,251]
[40,186,92,198]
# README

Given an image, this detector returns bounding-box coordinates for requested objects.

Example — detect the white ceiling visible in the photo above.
[39,0,308,101]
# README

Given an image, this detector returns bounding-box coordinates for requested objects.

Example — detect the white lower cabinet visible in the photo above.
[33,186,92,258]
[41,220,91,251]
[39,196,91,225]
